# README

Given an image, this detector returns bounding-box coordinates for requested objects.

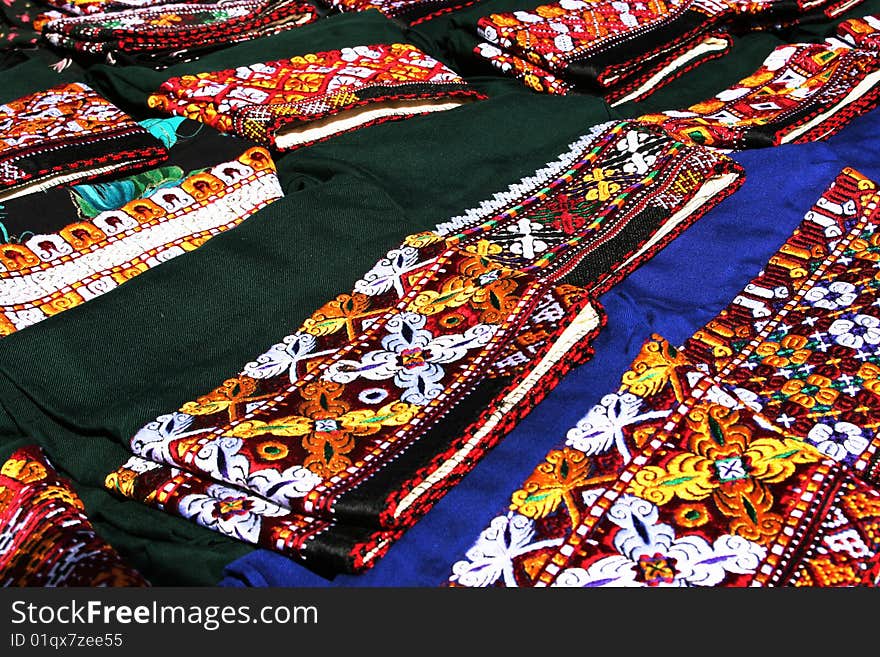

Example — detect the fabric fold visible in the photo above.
[0,82,168,201]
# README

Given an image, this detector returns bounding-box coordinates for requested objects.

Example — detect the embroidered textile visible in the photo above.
[637,40,880,149]
[146,43,486,151]
[103,121,743,574]
[0,146,282,336]
[323,0,479,25]
[837,13,880,49]
[0,116,258,239]
[448,168,880,587]
[0,445,146,586]
[473,0,732,97]
[0,82,168,201]
[42,0,320,60]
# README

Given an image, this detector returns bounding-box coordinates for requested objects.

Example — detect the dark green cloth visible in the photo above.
[3,2,880,585]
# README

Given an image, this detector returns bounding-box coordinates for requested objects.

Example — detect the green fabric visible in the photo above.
[0,52,84,104]
[0,174,436,584]
[3,2,880,585]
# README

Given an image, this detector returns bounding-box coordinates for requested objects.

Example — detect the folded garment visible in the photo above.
[39,0,203,17]
[837,12,880,49]
[146,43,486,150]
[0,82,168,201]
[637,39,880,149]
[724,0,868,30]
[1,445,146,586]
[0,117,259,239]
[0,146,282,336]
[322,0,479,25]
[474,0,732,96]
[104,120,744,575]
[1,0,43,49]
[42,0,320,62]
[448,167,880,587]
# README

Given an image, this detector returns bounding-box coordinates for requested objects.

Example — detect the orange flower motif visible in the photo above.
[755,333,812,368]
[780,374,839,409]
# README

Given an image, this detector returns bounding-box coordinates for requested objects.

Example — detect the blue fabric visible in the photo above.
[219,107,880,587]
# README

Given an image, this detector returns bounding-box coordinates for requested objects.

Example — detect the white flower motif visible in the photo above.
[178,484,288,544]
[246,465,322,507]
[806,421,869,462]
[354,246,422,298]
[551,495,766,587]
[565,393,670,463]
[828,314,880,350]
[803,281,858,310]
[242,333,317,383]
[192,437,252,487]
[323,312,497,405]
[507,218,548,260]
[131,412,208,464]
[450,513,563,587]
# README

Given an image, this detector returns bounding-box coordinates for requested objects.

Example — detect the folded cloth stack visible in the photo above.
[0,445,147,586]
[448,168,880,587]
[0,145,283,336]
[42,0,321,65]
[146,42,487,150]
[637,18,880,149]
[474,0,869,102]
[0,81,168,201]
[100,119,745,576]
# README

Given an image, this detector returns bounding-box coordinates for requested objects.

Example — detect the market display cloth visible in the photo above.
[219,79,880,588]
[448,168,880,587]
[102,120,742,575]
[0,81,168,201]
[638,34,880,149]
[147,42,486,151]
[0,445,146,586]
[0,116,260,241]
[42,0,320,63]
[0,1,879,586]
[0,146,282,336]
[472,0,871,100]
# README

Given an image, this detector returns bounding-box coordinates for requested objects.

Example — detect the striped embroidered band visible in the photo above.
[146,43,486,151]
[0,445,147,586]
[0,146,282,337]
[0,82,168,201]
[448,167,880,587]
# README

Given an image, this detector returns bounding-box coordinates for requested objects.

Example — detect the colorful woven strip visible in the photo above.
[147,43,486,151]
[638,40,880,149]
[0,445,146,586]
[0,146,282,336]
[448,168,880,587]
[103,121,744,575]
[0,82,168,201]
[42,0,320,59]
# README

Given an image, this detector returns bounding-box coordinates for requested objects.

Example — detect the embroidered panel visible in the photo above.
[43,0,320,58]
[146,43,486,151]
[473,0,728,94]
[101,121,743,574]
[682,168,880,484]
[448,168,880,587]
[0,82,168,200]
[638,41,880,149]
[0,146,282,336]
[449,335,880,587]
[0,445,146,586]
[837,13,880,50]
[324,0,480,24]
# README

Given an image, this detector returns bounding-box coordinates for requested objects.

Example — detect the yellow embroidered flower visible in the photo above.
[674,503,710,528]
[780,374,839,409]
[755,333,812,368]
[256,441,289,462]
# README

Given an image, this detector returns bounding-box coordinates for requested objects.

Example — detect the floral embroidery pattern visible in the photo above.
[148,43,485,150]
